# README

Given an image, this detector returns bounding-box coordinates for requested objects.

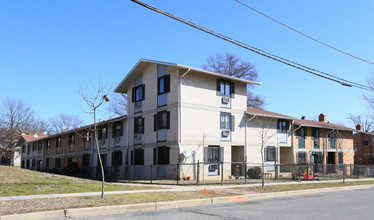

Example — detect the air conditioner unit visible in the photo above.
[209,164,218,172]
[221,96,230,104]
[135,133,141,140]
[221,129,230,137]
[135,102,141,108]
[115,136,121,143]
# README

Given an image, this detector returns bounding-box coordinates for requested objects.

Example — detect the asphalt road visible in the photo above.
[69,188,374,220]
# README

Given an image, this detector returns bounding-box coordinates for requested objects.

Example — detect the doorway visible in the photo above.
[231,146,244,176]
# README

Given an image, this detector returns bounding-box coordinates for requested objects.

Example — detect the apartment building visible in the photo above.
[293,114,354,174]
[354,124,374,165]
[19,59,355,181]
[20,116,127,179]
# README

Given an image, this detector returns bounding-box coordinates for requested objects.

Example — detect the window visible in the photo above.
[154,111,170,131]
[277,120,289,133]
[98,154,107,167]
[220,113,231,129]
[82,154,90,167]
[265,146,276,162]
[99,127,107,140]
[112,151,123,166]
[157,147,170,165]
[134,149,144,165]
[205,146,222,164]
[217,79,234,96]
[158,75,170,95]
[296,127,307,138]
[131,84,145,102]
[134,117,144,134]
[297,152,307,164]
[68,134,75,145]
[338,152,343,171]
[112,122,123,138]
[312,128,319,139]
[27,145,30,155]
[46,139,50,154]
[22,145,25,153]
[55,158,61,169]
[68,157,73,166]
[56,137,61,153]
[363,141,369,145]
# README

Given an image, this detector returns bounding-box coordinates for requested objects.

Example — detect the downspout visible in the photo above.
[245,115,256,163]
[293,123,302,164]
[179,67,191,145]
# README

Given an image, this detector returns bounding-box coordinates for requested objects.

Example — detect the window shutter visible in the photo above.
[204,147,208,163]
[141,84,145,101]
[264,147,268,162]
[216,79,221,96]
[134,119,137,133]
[154,114,157,132]
[142,118,145,134]
[304,127,307,137]
[231,115,235,132]
[153,148,157,165]
[167,111,170,129]
[112,124,116,138]
[120,123,123,136]
[277,120,280,130]
[157,77,160,95]
[312,128,316,138]
[98,129,102,140]
[220,147,224,163]
[131,87,135,103]
[165,75,170,93]
[231,82,235,94]
[131,150,134,165]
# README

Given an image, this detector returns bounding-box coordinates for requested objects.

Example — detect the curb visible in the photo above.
[2,184,374,219]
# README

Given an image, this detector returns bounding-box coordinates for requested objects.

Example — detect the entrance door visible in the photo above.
[231,146,244,176]
[327,152,336,173]
[311,152,323,173]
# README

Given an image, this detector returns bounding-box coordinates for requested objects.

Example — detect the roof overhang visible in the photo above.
[115,59,261,94]
[294,122,354,132]
[245,111,295,120]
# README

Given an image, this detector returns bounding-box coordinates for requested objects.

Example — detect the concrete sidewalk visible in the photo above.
[2,182,374,220]
[1,178,372,201]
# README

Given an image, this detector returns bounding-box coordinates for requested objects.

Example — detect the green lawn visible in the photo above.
[0,166,163,197]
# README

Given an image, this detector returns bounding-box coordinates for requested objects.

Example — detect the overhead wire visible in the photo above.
[130,0,374,91]
[233,0,374,65]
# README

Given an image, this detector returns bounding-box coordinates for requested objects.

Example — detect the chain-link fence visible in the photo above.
[37,162,374,185]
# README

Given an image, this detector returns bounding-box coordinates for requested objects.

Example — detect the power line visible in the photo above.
[233,0,374,65]
[130,0,373,92]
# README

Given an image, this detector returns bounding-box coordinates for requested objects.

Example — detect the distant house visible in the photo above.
[354,124,374,165]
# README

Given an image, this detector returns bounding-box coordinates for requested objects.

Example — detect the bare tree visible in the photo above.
[78,80,111,199]
[0,98,37,166]
[109,93,127,116]
[347,114,374,132]
[254,116,276,189]
[203,52,266,109]
[48,113,84,134]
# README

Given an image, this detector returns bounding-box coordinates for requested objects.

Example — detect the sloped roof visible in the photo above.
[21,132,48,142]
[115,59,261,93]
[246,108,296,120]
[294,119,354,131]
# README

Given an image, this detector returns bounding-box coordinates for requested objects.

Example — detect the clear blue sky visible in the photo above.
[1,0,373,127]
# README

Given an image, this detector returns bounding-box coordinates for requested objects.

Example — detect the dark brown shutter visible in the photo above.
[112,124,116,138]
[131,87,135,103]
[141,84,145,101]
[154,114,157,131]
[165,75,170,93]
[231,115,235,131]
[134,118,137,133]
[157,77,160,95]
[142,117,145,134]
[153,148,157,165]
[231,82,235,94]
[167,111,170,129]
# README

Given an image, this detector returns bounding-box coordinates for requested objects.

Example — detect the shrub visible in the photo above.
[247,166,262,179]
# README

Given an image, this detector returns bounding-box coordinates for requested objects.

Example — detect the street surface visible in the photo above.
[65,188,374,220]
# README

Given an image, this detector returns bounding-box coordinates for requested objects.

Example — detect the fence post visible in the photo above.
[275,161,278,181]
[150,164,153,184]
[244,160,247,184]
[342,164,346,184]
[221,161,224,186]
[176,162,180,185]
[357,165,359,179]
[293,163,296,180]
[197,160,200,186]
